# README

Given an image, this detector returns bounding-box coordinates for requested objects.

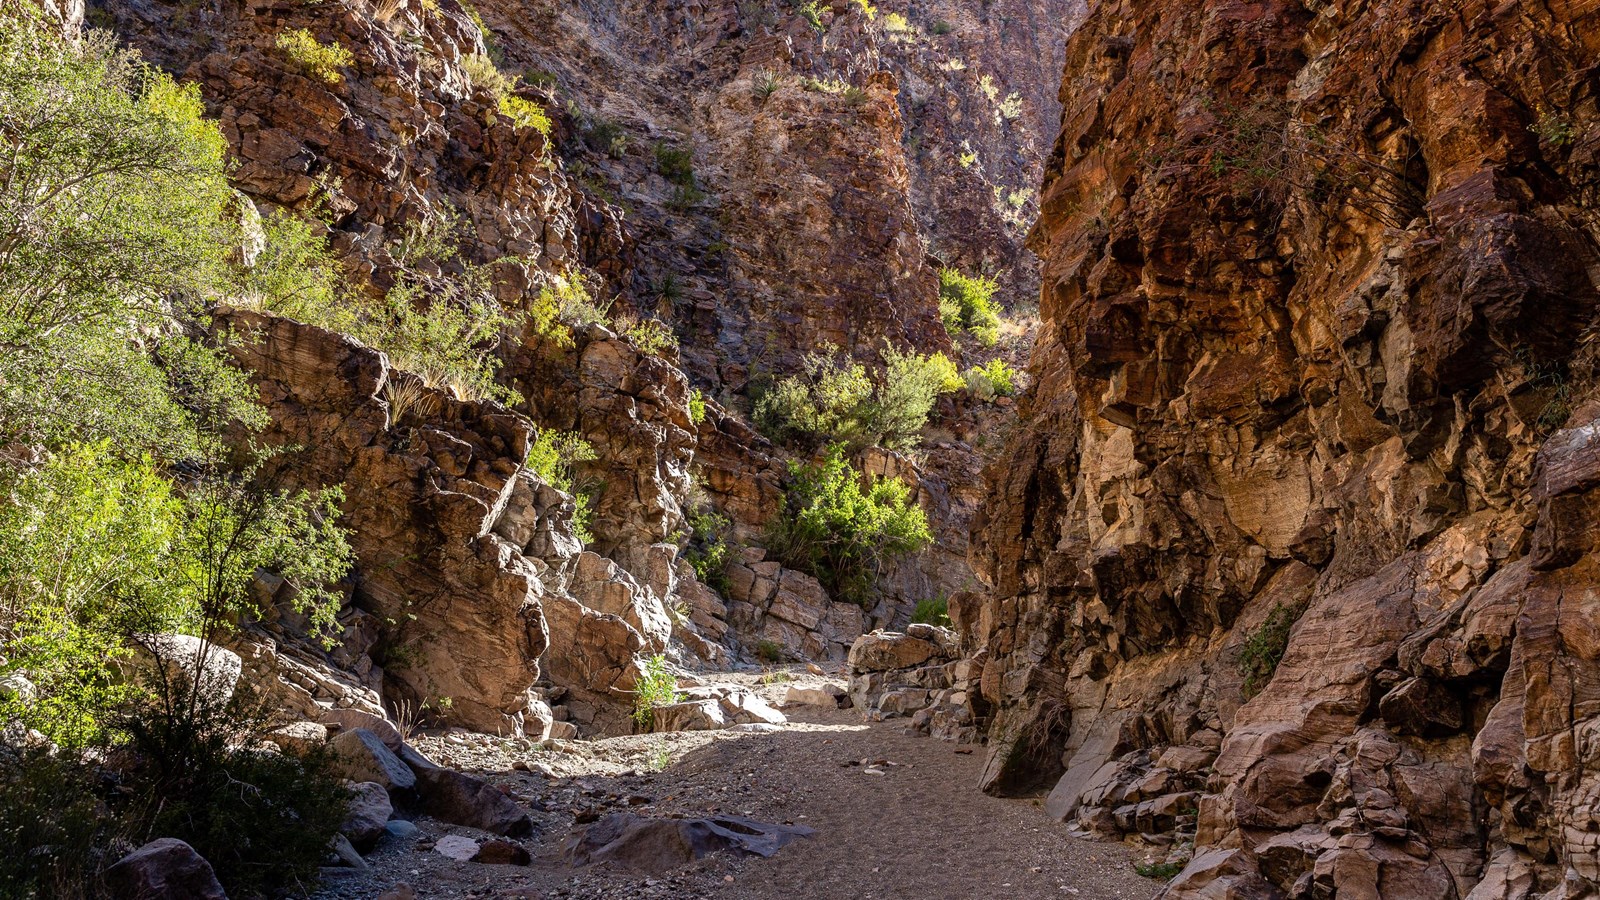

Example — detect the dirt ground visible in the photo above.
[311,674,1159,900]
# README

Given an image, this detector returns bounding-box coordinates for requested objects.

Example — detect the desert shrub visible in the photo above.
[851,0,876,18]
[997,92,1023,121]
[766,446,932,607]
[0,14,261,457]
[755,639,785,663]
[623,317,677,356]
[654,142,696,186]
[234,208,345,316]
[581,114,630,158]
[461,51,514,97]
[119,684,349,898]
[753,347,874,448]
[930,20,952,34]
[1238,601,1307,698]
[631,654,682,729]
[274,28,353,84]
[688,388,708,424]
[0,746,124,898]
[682,507,734,593]
[911,595,950,626]
[499,95,552,134]
[1135,862,1185,881]
[939,268,1001,346]
[882,10,910,32]
[752,67,782,98]
[964,358,1019,401]
[526,430,596,494]
[797,0,824,33]
[356,287,519,403]
[867,344,962,450]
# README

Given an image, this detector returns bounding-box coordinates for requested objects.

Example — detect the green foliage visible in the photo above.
[359,286,519,403]
[939,268,1001,346]
[526,430,597,495]
[462,52,515,97]
[798,0,825,33]
[882,10,910,32]
[871,344,962,450]
[965,358,1019,401]
[851,0,876,19]
[682,507,734,594]
[274,28,353,84]
[632,654,682,729]
[499,94,552,135]
[235,208,345,314]
[654,142,696,187]
[1530,108,1576,147]
[1238,601,1307,698]
[0,16,258,458]
[766,446,932,607]
[623,317,677,356]
[1135,862,1185,881]
[755,639,785,663]
[997,91,1023,121]
[911,595,950,626]
[930,20,952,34]
[0,746,123,898]
[752,68,782,99]
[754,344,959,451]
[581,113,630,158]
[688,388,708,424]
[0,444,352,747]
[753,346,874,448]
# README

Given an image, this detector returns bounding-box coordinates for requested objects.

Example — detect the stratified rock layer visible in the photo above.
[971,3,1600,897]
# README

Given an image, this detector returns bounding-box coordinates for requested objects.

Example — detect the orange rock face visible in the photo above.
[972,1,1600,896]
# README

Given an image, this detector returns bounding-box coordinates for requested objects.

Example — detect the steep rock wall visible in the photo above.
[972,2,1600,897]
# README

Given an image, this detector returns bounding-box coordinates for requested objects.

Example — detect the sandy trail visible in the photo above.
[314,681,1159,900]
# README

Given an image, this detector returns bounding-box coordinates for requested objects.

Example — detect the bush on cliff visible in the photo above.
[753,344,960,451]
[938,268,1001,346]
[766,446,932,607]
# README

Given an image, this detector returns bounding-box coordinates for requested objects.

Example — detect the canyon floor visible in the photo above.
[311,672,1156,900]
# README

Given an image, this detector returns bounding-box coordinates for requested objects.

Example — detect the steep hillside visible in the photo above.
[970,1,1600,897]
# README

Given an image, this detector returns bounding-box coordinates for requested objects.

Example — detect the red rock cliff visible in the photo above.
[972,2,1600,896]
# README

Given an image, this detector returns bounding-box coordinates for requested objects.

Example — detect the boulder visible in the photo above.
[562,813,815,873]
[320,708,404,749]
[342,782,393,851]
[105,838,227,900]
[124,635,242,709]
[783,683,849,708]
[266,721,328,754]
[651,699,727,732]
[433,834,480,861]
[474,839,532,865]
[329,728,416,791]
[413,766,533,836]
[847,631,942,673]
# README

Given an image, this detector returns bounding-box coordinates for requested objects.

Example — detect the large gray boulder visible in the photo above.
[329,728,415,791]
[105,838,227,900]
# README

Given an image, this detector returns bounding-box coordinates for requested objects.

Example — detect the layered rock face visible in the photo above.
[971,2,1600,897]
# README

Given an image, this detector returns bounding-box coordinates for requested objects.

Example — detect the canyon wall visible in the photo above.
[970,1,1600,897]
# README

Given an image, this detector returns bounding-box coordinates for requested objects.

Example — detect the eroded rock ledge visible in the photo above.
[968,2,1600,897]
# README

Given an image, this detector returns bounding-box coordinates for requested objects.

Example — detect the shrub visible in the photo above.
[930,20,952,34]
[1135,862,1185,881]
[1530,108,1576,147]
[965,359,1019,401]
[654,142,696,187]
[526,429,596,495]
[1238,601,1307,698]
[688,388,708,424]
[882,10,910,32]
[682,507,734,593]
[624,317,677,356]
[958,148,979,169]
[911,595,950,626]
[499,95,552,135]
[798,0,825,33]
[632,654,682,729]
[766,446,932,607]
[997,92,1023,121]
[0,745,123,898]
[852,0,876,18]
[938,268,1001,346]
[119,684,349,898]
[753,347,874,448]
[582,114,629,158]
[753,68,782,99]
[755,639,785,663]
[353,286,519,404]
[867,344,962,450]
[461,52,515,98]
[274,28,353,84]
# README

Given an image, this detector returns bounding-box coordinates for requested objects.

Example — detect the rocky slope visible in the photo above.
[88,0,1071,734]
[969,2,1600,897]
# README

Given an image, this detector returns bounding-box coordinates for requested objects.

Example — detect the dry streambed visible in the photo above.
[313,675,1157,900]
